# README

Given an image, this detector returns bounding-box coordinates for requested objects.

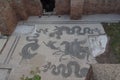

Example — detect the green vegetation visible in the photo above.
[103,22,120,62]
[20,67,41,80]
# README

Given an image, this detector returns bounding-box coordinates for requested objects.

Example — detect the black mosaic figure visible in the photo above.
[53,39,89,61]
[19,31,40,64]
[49,26,101,39]
[43,41,59,50]
[42,61,89,78]
[36,28,48,34]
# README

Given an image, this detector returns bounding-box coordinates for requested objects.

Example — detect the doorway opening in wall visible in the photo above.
[41,0,55,13]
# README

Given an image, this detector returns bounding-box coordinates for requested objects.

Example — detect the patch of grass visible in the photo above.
[103,22,120,62]
[20,67,41,80]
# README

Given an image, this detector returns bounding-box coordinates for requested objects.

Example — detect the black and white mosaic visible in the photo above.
[5,24,106,80]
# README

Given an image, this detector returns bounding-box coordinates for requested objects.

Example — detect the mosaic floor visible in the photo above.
[0,23,107,80]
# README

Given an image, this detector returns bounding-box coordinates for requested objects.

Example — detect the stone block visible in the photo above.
[92,64,120,80]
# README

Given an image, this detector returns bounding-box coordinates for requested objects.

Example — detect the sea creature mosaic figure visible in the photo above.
[52,39,89,61]
[42,61,89,78]
[49,26,102,39]
[19,30,41,63]
[36,28,48,34]
[43,41,60,50]
[19,28,49,63]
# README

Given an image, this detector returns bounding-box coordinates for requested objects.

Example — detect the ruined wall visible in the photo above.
[23,0,42,16]
[70,0,84,19]
[55,0,70,15]
[70,0,120,19]
[0,1,17,35]
[55,0,120,19]
[83,0,120,15]
[0,0,42,35]
[9,0,28,20]
[10,0,42,20]
[0,0,120,35]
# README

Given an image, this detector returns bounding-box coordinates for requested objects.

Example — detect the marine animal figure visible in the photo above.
[43,41,59,50]
[36,28,48,34]
[49,26,100,39]
[19,32,40,64]
[53,39,89,61]
[42,61,88,78]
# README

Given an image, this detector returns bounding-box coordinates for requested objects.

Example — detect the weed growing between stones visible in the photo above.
[20,67,41,80]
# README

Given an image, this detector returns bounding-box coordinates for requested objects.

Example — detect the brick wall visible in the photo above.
[70,0,120,19]
[0,1,17,35]
[0,0,42,35]
[23,0,42,16]
[0,0,120,35]
[83,0,120,14]
[70,0,84,19]
[10,0,42,20]
[55,0,70,15]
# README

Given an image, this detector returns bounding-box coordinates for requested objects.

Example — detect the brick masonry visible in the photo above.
[70,0,84,19]
[55,0,70,15]
[0,0,42,35]
[83,0,120,15]
[0,1,17,35]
